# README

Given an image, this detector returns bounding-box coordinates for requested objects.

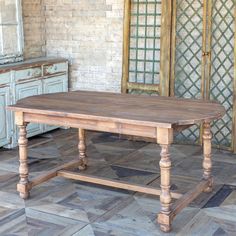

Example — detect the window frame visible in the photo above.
[0,0,24,64]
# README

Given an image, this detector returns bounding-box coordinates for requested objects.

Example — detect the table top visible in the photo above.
[8,91,225,128]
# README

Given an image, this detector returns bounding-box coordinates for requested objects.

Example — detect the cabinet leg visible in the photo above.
[157,144,172,232]
[17,124,30,199]
[78,128,87,170]
[202,122,213,193]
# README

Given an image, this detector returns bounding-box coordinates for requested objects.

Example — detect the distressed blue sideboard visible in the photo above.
[0,57,69,148]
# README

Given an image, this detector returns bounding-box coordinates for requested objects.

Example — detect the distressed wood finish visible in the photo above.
[170,0,177,97]
[0,58,67,74]
[126,82,159,93]
[8,91,225,232]
[8,91,225,127]
[0,57,68,148]
[157,128,173,232]
[15,111,30,199]
[171,179,210,219]
[121,1,172,96]
[57,170,182,199]
[158,144,172,232]
[17,122,30,200]
[160,0,172,97]
[121,0,131,93]
[78,128,87,170]
[30,160,80,189]
[202,122,213,193]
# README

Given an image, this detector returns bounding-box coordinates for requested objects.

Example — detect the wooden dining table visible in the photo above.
[8,91,225,232]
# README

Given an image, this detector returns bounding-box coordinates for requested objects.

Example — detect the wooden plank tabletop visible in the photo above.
[8,91,225,128]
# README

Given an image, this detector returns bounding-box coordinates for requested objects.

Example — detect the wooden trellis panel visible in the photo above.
[172,0,236,151]
[210,0,236,149]
[129,0,161,87]
[122,0,171,96]
[122,0,236,151]
[172,0,204,144]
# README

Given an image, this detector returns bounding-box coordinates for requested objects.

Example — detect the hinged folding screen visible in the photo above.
[171,0,203,145]
[172,0,236,151]
[122,0,236,152]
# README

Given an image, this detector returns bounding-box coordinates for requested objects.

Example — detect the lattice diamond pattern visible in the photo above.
[129,0,162,88]
[175,125,200,145]
[210,0,235,148]
[127,0,236,149]
[174,0,203,144]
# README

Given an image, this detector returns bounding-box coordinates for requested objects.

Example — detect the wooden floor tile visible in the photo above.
[0,129,236,235]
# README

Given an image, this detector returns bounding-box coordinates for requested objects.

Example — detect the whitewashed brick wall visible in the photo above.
[22,0,46,58]
[23,0,124,92]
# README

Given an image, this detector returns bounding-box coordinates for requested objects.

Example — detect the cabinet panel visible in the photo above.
[0,87,11,146]
[0,72,11,85]
[15,80,43,137]
[43,75,68,94]
[0,58,68,148]
[43,75,68,132]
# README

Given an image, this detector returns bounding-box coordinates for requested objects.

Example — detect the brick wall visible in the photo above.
[22,0,124,92]
[22,0,46,59]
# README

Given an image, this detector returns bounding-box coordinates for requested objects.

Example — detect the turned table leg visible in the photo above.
[78,128,88,170]
[157,128,173,232]
[202,122,213,192]
[17,123,30,199]
[158,144,172,232]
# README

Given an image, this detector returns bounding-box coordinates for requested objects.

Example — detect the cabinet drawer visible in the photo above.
[0,72,11,85]
[44,62,68,75]
[15,67,42,81]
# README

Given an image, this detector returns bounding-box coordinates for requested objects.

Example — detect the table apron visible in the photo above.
[24,113,157,139]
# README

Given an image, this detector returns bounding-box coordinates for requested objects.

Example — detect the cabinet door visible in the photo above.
[0,87,11,146]
[43,75,68,94]
[43,75,68,132]
[15,80,43,137]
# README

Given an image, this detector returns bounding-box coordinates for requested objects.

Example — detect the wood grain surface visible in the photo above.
[8,91,225,128]
[7,92,226,232]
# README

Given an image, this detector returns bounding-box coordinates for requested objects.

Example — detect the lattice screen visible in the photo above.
[173,0,236,150]
[210,0,235,148]
[123,0,236,151]
[128,0,161,94]
[174,0,203,144]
